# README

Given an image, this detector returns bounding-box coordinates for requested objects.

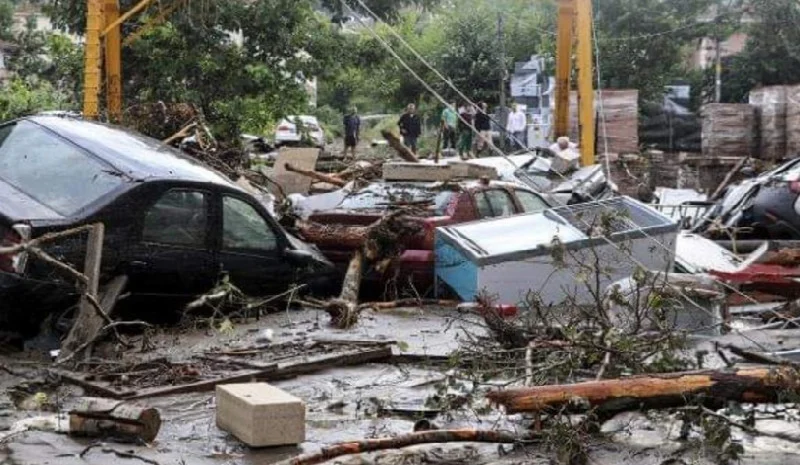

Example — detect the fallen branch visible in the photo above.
[0,224,96,255]
[56,321,151,366]
[285,163,347,187]
[487,366,800,415]
[381,130,419,163]
[128,346,391,400]
[75,443,161,465]
[723,344,800,368]
[358,299,460,311]
[711,156,749,201]
[273,429,541,465]
[691,406,800,443]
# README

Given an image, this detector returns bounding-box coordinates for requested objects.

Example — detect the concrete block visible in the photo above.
[216,383,305,447]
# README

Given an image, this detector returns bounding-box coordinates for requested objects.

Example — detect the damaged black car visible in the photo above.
[0,116,334,338]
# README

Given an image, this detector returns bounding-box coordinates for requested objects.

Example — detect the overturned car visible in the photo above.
[0,116,334,337]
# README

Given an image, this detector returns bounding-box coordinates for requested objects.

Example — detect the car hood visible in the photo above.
[0,180,64,223]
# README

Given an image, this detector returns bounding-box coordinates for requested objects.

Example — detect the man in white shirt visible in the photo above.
[506,104,527,150]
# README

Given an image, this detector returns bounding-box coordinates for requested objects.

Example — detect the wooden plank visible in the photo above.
[59,223,105,362]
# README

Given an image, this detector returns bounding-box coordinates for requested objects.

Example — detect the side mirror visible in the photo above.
[285,248,315,266]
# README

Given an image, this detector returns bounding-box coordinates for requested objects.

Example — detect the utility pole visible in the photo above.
[497,12,507,150]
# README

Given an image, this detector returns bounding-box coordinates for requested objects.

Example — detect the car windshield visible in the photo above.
[0,121,126,215]
[339,183,456,216]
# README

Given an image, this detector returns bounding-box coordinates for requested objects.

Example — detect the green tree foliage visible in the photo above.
[0,77,70,120]
[0,0,14,40]
[44,0,345,139]
[593,0,714,101]
[715,0,800,102]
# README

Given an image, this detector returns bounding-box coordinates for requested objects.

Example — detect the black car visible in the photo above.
[0,116,334,335]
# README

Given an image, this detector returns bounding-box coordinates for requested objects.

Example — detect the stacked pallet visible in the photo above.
[567,90,639,154]
[787,84,800,158]
[701,104,756,158]
[749,86,787,161]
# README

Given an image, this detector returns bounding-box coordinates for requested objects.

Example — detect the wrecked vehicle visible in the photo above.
[0,116,334,336]
[295,179,552,294]
[694,158,800,239]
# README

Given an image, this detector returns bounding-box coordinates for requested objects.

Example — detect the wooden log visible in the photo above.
[381,129,419,163]
[295,220,367,250]
[274,429,540,465]
[59,224,105,362]
[486,366,800,415]
[285,163,347,187]
[68,397,161,443]
[325,250,364,328]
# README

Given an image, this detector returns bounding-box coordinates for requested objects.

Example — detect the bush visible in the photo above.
[0,78,72,122]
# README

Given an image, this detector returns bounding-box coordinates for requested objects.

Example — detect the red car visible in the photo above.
[297,179,551,295]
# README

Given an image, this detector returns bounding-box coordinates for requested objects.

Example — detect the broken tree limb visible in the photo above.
[69,397,161,443]
[381,129,419,163]
[325,249,364,329]
[59,224,105,363]
[274,429,541,465]
[128,346,391,400]
[296,221,368,250]
[711,156,749,201]
[486,366,800,415]
[358,299,461,311]
[285,163,347,187]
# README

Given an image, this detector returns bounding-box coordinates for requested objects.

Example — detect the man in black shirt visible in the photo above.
[398,103,422,155]
[342,106,360,159]
[474,101,492,155]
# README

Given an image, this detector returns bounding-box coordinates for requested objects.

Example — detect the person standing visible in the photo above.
[506,104,527,151]
[474,102,492,154]
[441,102,458,150]
[342,106,360,159]
[457,103,474,159]
[398,103,422,155]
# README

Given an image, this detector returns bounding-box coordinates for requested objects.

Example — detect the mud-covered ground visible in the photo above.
[2,307,800,465]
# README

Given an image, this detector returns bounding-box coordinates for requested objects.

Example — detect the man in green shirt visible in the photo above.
[441,102,458,150]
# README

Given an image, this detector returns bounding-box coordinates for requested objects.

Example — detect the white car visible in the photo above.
[274,115,326,148]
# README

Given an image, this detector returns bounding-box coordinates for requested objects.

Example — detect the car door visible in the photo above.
[127,187,217,297]
[216,193,295,296]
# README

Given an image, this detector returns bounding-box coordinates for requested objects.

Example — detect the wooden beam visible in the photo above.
[59,223,105,362]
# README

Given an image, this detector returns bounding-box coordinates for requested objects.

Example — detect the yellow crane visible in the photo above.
[82,0,186,121]
[553,0,595,166]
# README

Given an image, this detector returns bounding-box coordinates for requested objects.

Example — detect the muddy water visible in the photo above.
[3,307,800,465]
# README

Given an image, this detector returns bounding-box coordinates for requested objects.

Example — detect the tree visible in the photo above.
[45,0,345,140]
[593,0,715,101]
[0,0,13,41]
[715,0,800,102]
